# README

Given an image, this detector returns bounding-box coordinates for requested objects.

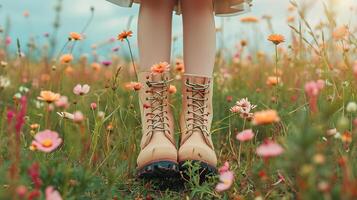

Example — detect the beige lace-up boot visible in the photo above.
[178,74,217,173]
[136,71,178,178]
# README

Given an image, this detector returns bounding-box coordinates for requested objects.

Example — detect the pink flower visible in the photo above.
[218,161,230,174]
[28,162,42,188]
[48,104,55,111]
[256,139,284,158]
[109,37,116,42]
[112,47,120,52]
[16,185,28,198]
[236,129,255,142]
[305,80,324,113]
[230,105,241,113]
[101,60,112,67]
[305,80,324,97]
[31,130,62,153]
[73,111,84,123]
[230,97,256,119]
[8,96,28,136]
[6,36,11,45]
[7,110,15,124]
[215,171,234,192]
[45,186,62,200]
[90,103,97,110]
[55,96,69,108]
[73,84,90,95]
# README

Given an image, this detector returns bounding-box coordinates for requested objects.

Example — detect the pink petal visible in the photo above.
[215,183,230,192]
[46,186,62,200]
[82,84,90,94]
[316,80,325,89]
[218,161,230,174]
[219,171,234,182]
[236,129,255,142]
[32,130,62,153]
[256,140,284,157]
[34,130,59,142]
[73,84,82,95]
[215,171,234,192]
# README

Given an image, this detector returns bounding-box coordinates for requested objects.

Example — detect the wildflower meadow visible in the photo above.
[1,0,357,199]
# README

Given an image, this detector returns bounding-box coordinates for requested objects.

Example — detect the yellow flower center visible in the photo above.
[41,139,53,147]
[222,178,232,185]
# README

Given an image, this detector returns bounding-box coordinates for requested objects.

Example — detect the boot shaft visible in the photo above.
[180,74,214,149]
[137,71,175,149]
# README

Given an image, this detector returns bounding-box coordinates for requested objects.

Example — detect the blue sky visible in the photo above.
[0,0,355,59]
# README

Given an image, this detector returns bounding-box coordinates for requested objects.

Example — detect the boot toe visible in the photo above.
[178,143,217,167]
[137,143,178,169]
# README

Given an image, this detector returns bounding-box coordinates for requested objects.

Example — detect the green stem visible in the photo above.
[125,38,138,80]
[275,45,279,105]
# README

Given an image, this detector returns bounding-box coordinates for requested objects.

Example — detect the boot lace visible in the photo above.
[185,80,210,137]
[145,79,171,136]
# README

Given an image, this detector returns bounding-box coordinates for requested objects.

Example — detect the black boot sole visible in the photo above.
[179,160,217,182]
[137,161,179,179]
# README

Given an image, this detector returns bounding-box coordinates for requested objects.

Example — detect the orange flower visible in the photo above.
[30,123,40,130]
[60,54,73,64]
[287,16,295,23]
[175,59,185,73]
[333,25,349,40]
[268,34,285,45]
[37,91,60,103]
[341,131,352,143]
[168,85,177,94]
[266,76,281,86]
[41,74,51,82]
[124,82,142,91]
[252,109,280,125]
[91,62,101,72]
[240,16,259,23]
[151,62,170,74]
[69,32,82,40]
[65,66,74,75]
[118,30,133,42]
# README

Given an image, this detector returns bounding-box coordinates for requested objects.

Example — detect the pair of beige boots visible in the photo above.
[136,71,217,178]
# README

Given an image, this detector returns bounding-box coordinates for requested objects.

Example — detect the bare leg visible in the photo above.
[181,0,216,77]
[138,0,175,71]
